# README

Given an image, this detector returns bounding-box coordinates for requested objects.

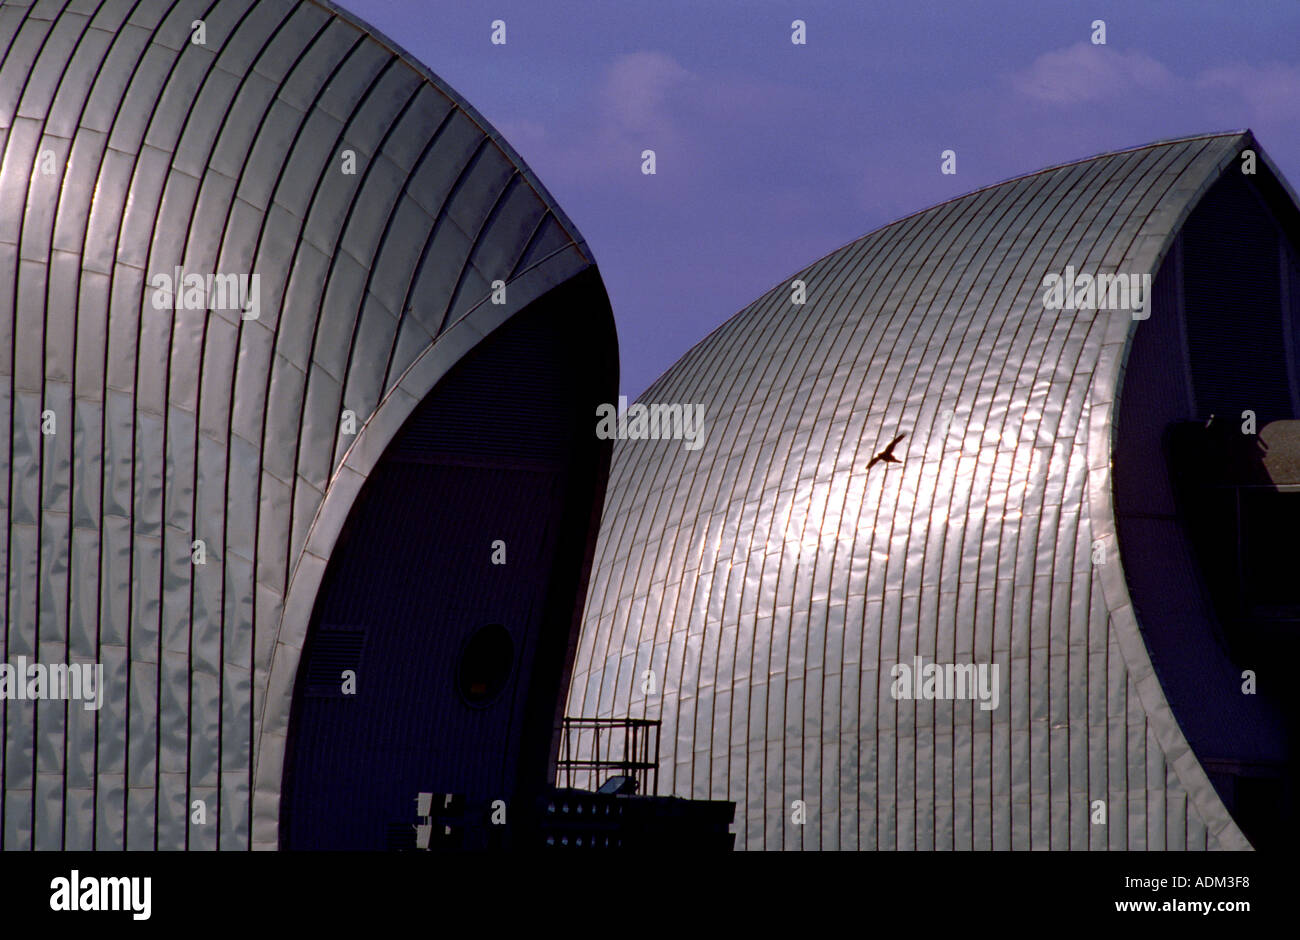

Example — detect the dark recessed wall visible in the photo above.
[1113,169,1300,849]
[280,273,615,849]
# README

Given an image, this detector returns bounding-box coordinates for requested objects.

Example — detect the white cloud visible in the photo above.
[599,51,692,137]
[489,52,694,188]
[1197,63,1300,123]
[1010,42,1175,104]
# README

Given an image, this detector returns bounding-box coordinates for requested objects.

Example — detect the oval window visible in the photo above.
[458,624,514,705]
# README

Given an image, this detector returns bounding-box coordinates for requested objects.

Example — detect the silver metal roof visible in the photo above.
[0,0,602,848]
[566,132,1290,850]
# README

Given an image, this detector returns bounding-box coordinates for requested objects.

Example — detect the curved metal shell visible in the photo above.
[0,0,607,849]
[568,131,1300,850]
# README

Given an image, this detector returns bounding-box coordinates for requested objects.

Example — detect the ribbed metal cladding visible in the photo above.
[0,0,605,849]
[567,132,1299,850]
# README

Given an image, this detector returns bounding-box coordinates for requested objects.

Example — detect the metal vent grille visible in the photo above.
[305,629,366,698]
[386,822,417,852]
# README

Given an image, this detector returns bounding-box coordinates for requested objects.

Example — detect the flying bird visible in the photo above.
[867,432,907,470]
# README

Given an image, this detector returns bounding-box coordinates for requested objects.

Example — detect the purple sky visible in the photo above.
[342,0,1300,398]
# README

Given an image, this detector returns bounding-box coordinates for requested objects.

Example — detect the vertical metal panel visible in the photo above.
[1,0,603,848]
[569,132,1285,850]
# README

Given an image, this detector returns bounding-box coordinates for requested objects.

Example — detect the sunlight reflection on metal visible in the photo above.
[566,132,1286,851]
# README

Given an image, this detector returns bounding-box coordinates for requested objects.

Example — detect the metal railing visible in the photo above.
[557,717,660,796]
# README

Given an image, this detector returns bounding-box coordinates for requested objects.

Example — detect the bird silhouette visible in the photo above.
[867,432,907,469]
